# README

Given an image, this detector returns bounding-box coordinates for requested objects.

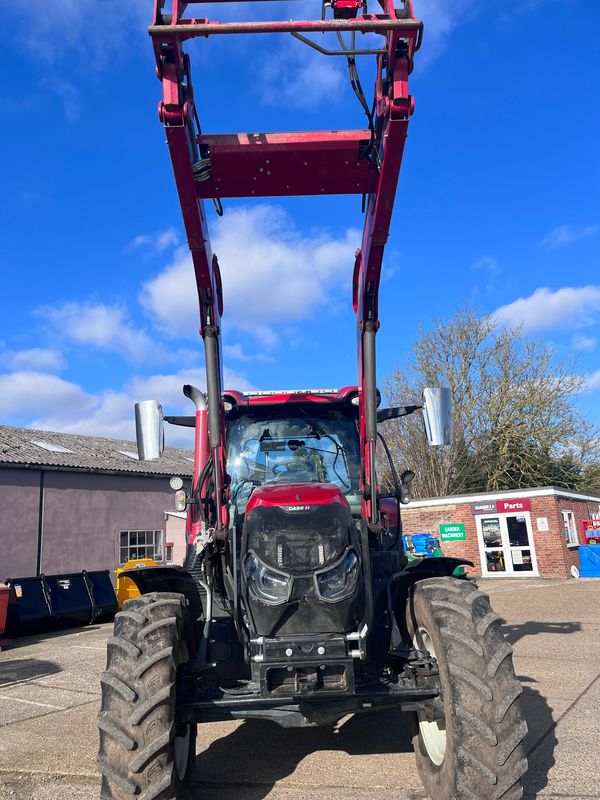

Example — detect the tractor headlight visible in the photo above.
[315,550,359,602]
[244,553,292,605]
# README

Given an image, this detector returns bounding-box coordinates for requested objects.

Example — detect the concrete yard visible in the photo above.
[0,578,598,800]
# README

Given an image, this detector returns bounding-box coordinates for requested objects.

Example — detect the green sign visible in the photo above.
[439,523,466,541]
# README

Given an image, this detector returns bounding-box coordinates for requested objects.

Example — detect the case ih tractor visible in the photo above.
[97,2,528,799]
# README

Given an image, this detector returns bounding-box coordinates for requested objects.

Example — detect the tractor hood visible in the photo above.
[241,482,363,636]
[245,482,350,514]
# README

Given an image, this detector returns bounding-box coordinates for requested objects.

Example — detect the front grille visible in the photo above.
[245,503,354,572]
[265,663,350,696]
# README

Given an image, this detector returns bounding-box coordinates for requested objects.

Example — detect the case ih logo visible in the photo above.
[284,505,311,512]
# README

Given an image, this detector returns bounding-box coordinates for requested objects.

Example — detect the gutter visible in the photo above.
[0,462,193,480]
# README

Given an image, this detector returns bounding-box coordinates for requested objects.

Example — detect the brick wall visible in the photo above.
[402,492,600,580]
[401,503,480,576]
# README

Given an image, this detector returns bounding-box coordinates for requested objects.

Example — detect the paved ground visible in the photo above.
[0,578,598,800]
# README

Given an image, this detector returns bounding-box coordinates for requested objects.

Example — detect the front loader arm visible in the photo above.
[151,0,421,535]
[154,25,228,533]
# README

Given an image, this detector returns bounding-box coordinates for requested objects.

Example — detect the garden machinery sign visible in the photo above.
[439,523,466,541]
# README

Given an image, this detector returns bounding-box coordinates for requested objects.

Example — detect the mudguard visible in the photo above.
[402,556,474,579]
[120,566,204,623]
[387,557,475,653]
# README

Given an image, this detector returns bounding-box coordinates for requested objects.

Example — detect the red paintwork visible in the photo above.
[224,386,359,410]
[496,498,532,514]
[245,483,350,514]
[151,0,420,537]
[0,585,10,648]
[148,17,421,39]
[195,131,379,199]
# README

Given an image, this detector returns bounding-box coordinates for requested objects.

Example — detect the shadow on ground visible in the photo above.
[0,657,62,686]
[502,620,581,646]
[192,710,416,800]
[500,619,578,798]
[3,624,105,649]
[191,618,576,800]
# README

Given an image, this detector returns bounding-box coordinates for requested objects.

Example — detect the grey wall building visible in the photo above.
[0,426,193,580]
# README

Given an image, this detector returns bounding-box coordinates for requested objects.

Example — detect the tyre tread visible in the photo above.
[408,577,528,800]
[97,592,193,800]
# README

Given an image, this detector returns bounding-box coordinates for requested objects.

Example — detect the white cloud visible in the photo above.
[494,286,600,332]
[40,77,79,123]
[572,333,598,353]
[140,205,360,344]
[586,371,600,393]
[128,228,179,255]
[541,224,598,250]
[412,0,479,63]
[11,0,148,63]
[0,366,253,448]
[256,43,344,109]
[472,255,500,274]
[38,301,161,363]
[223,344,275,363]
[0,371,96,421]
[0,348,66,372]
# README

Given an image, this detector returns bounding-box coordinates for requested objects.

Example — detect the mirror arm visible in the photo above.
[376,404,422,423]
[164,415,196,428]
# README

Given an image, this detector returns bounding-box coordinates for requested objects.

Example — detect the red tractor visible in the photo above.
[97,3,528,799]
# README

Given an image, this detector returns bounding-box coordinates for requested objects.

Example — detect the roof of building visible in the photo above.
[0,425,194,477]
[406,485,600,508]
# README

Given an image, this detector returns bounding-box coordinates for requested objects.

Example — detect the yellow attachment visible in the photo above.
[115,558,157,609]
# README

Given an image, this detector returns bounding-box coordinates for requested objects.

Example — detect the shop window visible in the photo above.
[119,530,164,564]
[561,510,578,546]
[507,516,529,547]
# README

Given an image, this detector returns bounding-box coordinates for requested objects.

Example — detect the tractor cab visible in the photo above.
[225,389,363,519]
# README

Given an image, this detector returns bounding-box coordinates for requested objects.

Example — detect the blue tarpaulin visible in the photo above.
[578,545,600,578]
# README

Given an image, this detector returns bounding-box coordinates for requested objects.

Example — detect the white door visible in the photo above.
[476,512,538,576]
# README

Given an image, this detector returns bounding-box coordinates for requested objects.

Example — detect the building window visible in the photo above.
[119,530,164,564]
[165,544,174,563]
[562,510,578,546]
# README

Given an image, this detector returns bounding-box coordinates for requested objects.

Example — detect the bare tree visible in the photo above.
[381,305,597,498]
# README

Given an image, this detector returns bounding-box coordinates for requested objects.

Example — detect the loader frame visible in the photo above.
[149,0,422,539]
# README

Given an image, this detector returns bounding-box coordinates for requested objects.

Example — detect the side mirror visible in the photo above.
[135,400,164,460]
[422,387,453,447]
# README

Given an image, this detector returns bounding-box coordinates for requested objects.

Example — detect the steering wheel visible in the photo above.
[271,459,312,477]
[272,460,297,475]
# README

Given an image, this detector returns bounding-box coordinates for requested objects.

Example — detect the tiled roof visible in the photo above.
[0,425,194,477]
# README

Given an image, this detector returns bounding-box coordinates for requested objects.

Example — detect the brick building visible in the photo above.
[402,487,600,579]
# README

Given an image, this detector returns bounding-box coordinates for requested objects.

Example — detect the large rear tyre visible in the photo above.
[406,578,528,800]
[98,592,197,800]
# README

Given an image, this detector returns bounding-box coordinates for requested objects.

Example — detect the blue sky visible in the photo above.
[1,0,599,448]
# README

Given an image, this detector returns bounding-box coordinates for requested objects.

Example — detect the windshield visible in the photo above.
[226,409,360,512]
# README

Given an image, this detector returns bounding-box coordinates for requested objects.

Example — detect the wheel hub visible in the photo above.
[413,625,447,766]
[174,725,191,781]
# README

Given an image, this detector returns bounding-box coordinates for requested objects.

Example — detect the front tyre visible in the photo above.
[98,592,197,799]
[406,578,527,800]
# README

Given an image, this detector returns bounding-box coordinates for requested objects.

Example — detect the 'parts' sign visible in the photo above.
[471,498,532,514]
[496,498,532,513]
